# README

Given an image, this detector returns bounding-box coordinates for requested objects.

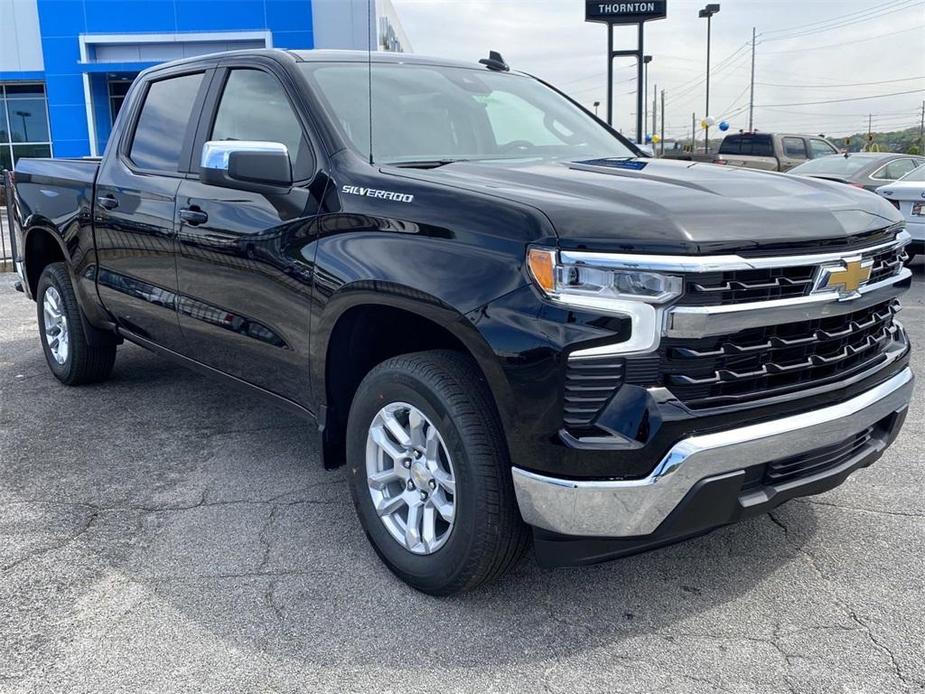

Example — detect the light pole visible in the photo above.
[15,110,32,142]
[698,4,720,154]
[642,55,652,141]
[593,101,601,117]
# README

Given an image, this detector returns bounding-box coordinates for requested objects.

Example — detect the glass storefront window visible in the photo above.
[0,83,52,168]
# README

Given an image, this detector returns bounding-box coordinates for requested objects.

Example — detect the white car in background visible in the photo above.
[877,163,925,262]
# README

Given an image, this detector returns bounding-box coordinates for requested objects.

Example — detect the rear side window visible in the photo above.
[718,136,741,155]
[210,69,313,180]
[782,137,807,159]
[129,72,204,172]
[877,158,920,181]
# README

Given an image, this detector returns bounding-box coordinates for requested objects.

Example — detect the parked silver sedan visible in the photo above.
[788,152,925,192]
[877,163,925,261]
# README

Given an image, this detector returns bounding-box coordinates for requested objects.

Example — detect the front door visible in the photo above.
[174,66,324,404]
[94,69,211,352]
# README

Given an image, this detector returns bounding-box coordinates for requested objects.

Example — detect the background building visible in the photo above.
[0,0,410,166]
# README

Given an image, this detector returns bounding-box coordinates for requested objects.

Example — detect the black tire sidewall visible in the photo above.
[347,367,490,591]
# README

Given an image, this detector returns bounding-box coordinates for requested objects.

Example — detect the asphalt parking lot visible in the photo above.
[1,263,923,694]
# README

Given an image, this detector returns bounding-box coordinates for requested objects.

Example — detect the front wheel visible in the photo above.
[36,263,117,385]
[346,350,529,595]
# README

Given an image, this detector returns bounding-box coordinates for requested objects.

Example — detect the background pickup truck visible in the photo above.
[714,132,840,171]
[4,49,915,595]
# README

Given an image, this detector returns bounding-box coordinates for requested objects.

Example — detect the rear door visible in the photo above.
[94,67,213,352]
[778,137,808,172]
[173,61,324,403]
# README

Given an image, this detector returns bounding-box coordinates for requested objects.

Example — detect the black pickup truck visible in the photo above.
[4,49,915,595]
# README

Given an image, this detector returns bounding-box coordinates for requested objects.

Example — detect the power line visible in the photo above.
[760,0,917,36]
[759,0,922,42]
[755,75,925,89]
[759,23,925,54]
[754,89,925,108]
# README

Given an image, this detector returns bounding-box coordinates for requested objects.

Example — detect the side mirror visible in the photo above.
[200,141,292,192]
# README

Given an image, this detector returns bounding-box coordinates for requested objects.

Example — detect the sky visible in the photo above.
[391,0,925,142]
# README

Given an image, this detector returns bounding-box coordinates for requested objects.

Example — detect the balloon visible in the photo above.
[719,121,730,132]
[652,134,661,144]
[700,119,709,129]
[705,116,716,127]
[645,134,652,143]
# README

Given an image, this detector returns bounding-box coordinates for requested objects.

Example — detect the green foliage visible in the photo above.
[833,126,924,154]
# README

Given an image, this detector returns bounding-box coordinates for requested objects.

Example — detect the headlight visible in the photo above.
[527,247,683,310]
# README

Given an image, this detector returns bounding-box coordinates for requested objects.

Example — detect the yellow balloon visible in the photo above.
[652,134,661,144]
[700,119,709,129]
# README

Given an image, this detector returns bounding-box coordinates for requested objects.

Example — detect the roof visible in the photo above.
[289,49,493,71]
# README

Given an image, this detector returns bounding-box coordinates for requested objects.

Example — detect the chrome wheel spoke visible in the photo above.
[408,409,426,447]
[405,501,423,548]
[432,493,455,523]
[370,426,406,462]
[381,409,412,447]
[42,287,69,365]
[434,469,455,496]
[374,494,405,517]
[422,504,437,549]
[367,468,403,491]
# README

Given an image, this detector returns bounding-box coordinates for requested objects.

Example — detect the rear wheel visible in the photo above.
[36,263,117,385]
[346,350,529,595]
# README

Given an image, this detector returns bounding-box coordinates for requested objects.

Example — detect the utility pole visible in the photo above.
[643,55,652,139]
[699,4,720,154]
[867,113,872,151]
[692,112,696,152]
[660,89,665,156]
[652,83,657,149]
[748,27,756,132]
[919,100,924,154]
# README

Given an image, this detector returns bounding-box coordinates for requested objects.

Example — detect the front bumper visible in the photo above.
[512,368,913,563]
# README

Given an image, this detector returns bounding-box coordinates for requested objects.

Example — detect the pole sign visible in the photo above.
[585,1,667,24]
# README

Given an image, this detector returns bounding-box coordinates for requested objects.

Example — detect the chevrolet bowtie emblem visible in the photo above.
[816,257,873,299]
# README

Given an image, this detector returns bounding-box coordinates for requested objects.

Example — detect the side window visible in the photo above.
[880,158,918,181]
[211,69,313,180]
[129,73,204,172]
[782,137,807,159]
[809,139,837,158]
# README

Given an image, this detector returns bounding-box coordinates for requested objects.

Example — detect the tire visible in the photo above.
[346,350,529,595]
[36,262,117,385]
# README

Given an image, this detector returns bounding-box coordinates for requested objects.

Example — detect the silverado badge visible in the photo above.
[815,257,873,300]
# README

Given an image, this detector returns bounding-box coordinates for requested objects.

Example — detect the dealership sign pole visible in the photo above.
[586,1,667,144]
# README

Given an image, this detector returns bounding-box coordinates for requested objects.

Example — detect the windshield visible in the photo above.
[899,163,925,182]
[790,155,874,176]
[299,62,636,164]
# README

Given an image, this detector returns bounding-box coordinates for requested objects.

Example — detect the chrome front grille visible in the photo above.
[679,243,908,307]
[659,300,903,408]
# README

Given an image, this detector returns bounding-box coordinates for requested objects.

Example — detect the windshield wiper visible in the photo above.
[389,159,466,169]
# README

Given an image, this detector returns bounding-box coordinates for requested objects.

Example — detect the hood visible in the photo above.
[390,157,903,254]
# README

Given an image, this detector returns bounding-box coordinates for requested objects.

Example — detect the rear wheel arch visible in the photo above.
[24,226,67,297]
[318,296,510,469]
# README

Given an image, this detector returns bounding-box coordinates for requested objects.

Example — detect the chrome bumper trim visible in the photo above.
[666,268,911,339]
[512,368,913,538]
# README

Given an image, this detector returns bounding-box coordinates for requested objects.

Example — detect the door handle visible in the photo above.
[179,207,209,226]
[97,194,119,210]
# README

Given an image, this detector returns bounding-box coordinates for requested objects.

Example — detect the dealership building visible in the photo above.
[0,0,410,167]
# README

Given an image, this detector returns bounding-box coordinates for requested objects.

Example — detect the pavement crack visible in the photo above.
[847,609,914,689]
[797,498,925,520]
[258,504,279,572]
[1,508,98,573]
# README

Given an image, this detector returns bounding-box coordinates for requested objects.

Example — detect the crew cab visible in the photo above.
[714,132,840,171]
[4,49,914,595]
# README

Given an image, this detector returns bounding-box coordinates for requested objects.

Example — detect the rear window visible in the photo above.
[789,155,873,176]
[129,72,204,172]
[899,164,925,182]
[719,134,773,157]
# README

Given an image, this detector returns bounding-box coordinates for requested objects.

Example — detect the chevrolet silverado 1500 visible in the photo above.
[4,49,914,595]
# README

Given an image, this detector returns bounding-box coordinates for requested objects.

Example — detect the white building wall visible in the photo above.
[310,0,411,52]
[0,0,44,72]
